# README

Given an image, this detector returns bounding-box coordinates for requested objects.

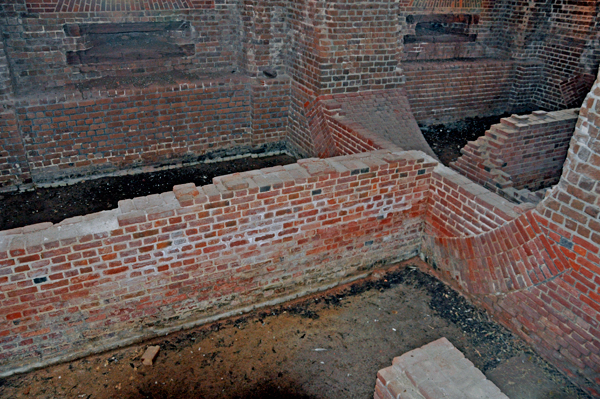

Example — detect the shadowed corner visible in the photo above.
[125,378,316,399]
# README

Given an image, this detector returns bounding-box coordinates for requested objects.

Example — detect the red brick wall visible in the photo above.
[250,76,290,148]
[3,7,240,95]
[495,0,600,110]
[421,71,600,395]
[452,108,579,200]
[0,150,433,375]
[398,0,498,62]
[403,59,513,124]
[9,77,289,184]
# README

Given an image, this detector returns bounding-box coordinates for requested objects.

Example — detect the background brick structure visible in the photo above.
[495,0,600,111]
[1,0,599,188]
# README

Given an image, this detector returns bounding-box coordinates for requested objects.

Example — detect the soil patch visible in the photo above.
[0,261,589,399]
[0,155,296,231]
[420,114,511,166]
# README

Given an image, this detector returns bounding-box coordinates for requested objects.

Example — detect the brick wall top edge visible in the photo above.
[432,164,521,222]
[0,208,120,252]
[0,149,437,249]
[500,108,579,129]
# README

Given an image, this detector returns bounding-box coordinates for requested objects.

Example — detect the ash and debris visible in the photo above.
[420,113,512,166]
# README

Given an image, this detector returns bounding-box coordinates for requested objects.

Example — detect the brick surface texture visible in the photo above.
[452,108,579,203]
[12,77,288,183]
[1,0,599,186]
[0,0,599,396]
[0,150,432,374]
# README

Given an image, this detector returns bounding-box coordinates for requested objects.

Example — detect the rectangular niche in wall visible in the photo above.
[404,14,478,43]
[65,21,195,65]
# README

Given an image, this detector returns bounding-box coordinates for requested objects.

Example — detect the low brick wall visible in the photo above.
[2,76,290,187]
[0,150,434,375]
[452,108,578,202]
[403,59,514,124]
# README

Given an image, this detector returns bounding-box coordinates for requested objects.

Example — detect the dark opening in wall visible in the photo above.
[404,14,478,44]
[65,21,194,66]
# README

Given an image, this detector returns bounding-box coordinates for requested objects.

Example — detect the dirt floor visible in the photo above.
[0,155,296,231]
[420,114,512,166]
[0,261,590,399]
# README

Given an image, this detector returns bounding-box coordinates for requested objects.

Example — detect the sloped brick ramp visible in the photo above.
[375,337,509,399]
[320,89,438,159]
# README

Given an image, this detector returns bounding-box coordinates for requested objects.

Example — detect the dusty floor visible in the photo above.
[0,262,589,399]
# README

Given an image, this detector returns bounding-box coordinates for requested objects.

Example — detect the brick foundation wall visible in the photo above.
[452,108,578,203]
[403,59,514,124]
[0,150,433,375]
[3,76,290,186]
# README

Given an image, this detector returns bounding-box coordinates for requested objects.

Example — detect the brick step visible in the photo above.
[375,338,508,399]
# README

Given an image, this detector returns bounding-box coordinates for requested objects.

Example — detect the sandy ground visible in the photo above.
[0,260,590,399]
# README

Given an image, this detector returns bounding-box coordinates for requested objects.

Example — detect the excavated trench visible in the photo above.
[0,155,296,231]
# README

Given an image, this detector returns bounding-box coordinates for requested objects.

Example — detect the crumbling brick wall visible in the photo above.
[452,108,579,203]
